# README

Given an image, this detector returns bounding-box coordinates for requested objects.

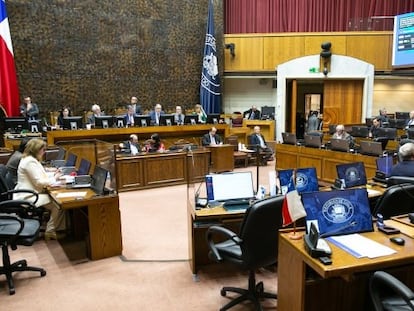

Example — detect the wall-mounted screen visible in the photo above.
[392,11,414,68]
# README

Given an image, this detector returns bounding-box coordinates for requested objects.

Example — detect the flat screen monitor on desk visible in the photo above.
[330,138,350,152]
[65,152,78,167]
[114,115,125,128]
[205,172,255,202]
[395,112,409,120]
[281,132,297,145]
[28,120,40,132]
[3,117,28,133]
[159,114,175,126]
[376,156,394,178]
[302,188,373,237]
[304,134,323,148]
[351,126,369,138]
[95,115,114,128]
[377,127,397,140]
[77,158,91,175]
[133,115,151,127]
[278,167,319,194]
[184,115,197,125]
[63,116,83,130]
[91,165,109,195]
[359,140,383,156]
[336,161,367,188]
[206,114,220,124]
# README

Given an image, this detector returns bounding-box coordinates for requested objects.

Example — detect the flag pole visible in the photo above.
[289,169,303,240]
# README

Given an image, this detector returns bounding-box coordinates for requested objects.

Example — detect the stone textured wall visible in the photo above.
[8,0,223,118]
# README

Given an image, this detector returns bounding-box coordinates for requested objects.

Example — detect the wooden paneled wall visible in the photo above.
[224,32,392,72]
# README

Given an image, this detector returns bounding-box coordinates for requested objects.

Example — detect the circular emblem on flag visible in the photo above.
[345,167,360,182]
[295,172,308,192]
[322,197,354,224]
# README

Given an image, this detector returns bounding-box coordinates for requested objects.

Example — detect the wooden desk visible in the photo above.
[46,124,230,146]
[275,144,377,183]
[48,189,122,260]
[115,149,210,192]
[187,201,245,275]
[208,145,234,173]
[278,230,414,311]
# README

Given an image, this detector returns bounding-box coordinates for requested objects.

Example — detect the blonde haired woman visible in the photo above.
[14,138,65,240]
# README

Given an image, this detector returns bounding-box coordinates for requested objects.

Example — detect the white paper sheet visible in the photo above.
[56,191,87,198]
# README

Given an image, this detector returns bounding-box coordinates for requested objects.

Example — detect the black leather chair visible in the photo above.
[370,271,414,311]
[387,176,414,187]
[372,183,414,219]
[206,195,283,311]
[0,199,46,294]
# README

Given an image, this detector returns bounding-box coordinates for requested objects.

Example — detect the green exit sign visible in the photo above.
[309,67,320,73]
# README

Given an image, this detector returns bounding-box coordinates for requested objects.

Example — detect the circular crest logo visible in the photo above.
[322,197,354,224]
[345,167,360,182]
[295,172,308,191]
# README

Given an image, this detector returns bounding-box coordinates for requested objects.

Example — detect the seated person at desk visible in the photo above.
[88,104,104,126]
[143,133,165,152]
[119,134,140,155]
[14,138,65,240]
[243,105,261,120]
[20,96,39,120]
[57,106,71,128]
[194,104,207,124]
[149,104,165,126]
[174,105,185,125]
[130,96,141,115]
[6,138,30,186]
[202,127,223,146]
[390,142,414,177]
[406,110,414,128]
[249,126,274,162]
[124,105,136,127]
[369,117,381,138]
[377,108,389,127]
[332,124,354,147]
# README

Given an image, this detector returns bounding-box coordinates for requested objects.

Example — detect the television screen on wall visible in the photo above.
[392,11,414,68]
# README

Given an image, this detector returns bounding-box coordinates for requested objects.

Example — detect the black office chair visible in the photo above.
[206,196,283,311]
[370,271,414,311]
[372,183,414,219]
[0,199,46,294]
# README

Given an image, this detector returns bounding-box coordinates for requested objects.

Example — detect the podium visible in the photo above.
[208,144,234,173]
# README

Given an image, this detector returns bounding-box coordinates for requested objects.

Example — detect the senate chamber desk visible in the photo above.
[275,143,377,183]
[48,188,122,260]
[278,230,414,311]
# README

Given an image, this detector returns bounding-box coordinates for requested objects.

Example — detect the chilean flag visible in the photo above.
[281,171,307,226]
[0,0,20,116]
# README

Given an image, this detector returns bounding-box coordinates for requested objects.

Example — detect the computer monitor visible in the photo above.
[95,115,114,128]
[376,127,397,140]
[159,114,175,126]
[261,106,275,120]
[304,133,323,148]
[282,132,297,145]
[302,188,373,237]
[277,167,319,194]
[336,162,367,188]
[114,115,125,128]
[62,116,83,130]
[133,115,151,127]
[365,117,374,127]
[395,112,410,120]
[388,119,407,129]
[376,156,394,178]
[3,117,28,133]
[205,172,255,202]
[359,140,384,156]
[28,120,40,133]
[77,158,91,175]
[351,126,369,137]
[184,115,197,125]
[206,114,220,124]
[65,152,78,167]
[91,165,109,195]
[330,138,350,152]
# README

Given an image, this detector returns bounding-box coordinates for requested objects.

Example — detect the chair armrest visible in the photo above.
[206,225,242,262]
[0,213,25,248]
[0,189,39,205]
[0,199,39,219]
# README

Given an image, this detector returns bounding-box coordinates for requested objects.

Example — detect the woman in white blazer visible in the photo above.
[14,138,65,240]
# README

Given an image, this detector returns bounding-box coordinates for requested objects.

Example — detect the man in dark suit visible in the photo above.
[369,117,381,138]
[173,105,185,125]
[249,126,273,163]
[390,142,414,177]
[202,127,222,146]
[149,104,165,126]
[124,105,136,127]
[119,134,141,155]
[243,105,261,120]
[130,96,142,115]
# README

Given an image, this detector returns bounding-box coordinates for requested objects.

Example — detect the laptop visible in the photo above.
[359,140,383,156]
[330,138,350,152]
[302,188,374,237]
[373,156,394,183]
[351,126,369,138]
[65,152,77,167]
[304,134,323,148]
[205,172,255,210]
[77,158,91,176]
[67,165,108,194]
[336,162,367,188]
[282,132,297,145]
[278,167,319,194]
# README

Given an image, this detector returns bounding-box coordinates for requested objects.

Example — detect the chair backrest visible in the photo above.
[387,176,414,187]
[226,135,239,151]
[238,195,284,269]
[373,183,414,219]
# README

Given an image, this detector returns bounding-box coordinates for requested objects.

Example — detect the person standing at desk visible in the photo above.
[306,111,319,132]
[130,96,141,115]
[174,106,185,125]
[149,104,164,126]
[202,127,223,146]
[124,105,136,127]
[20,96,39,120]
[249,125,273,162]
[369,117,381,138]
[390,142,414,177]
[14,138,65,240]
[243,105,261,120]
